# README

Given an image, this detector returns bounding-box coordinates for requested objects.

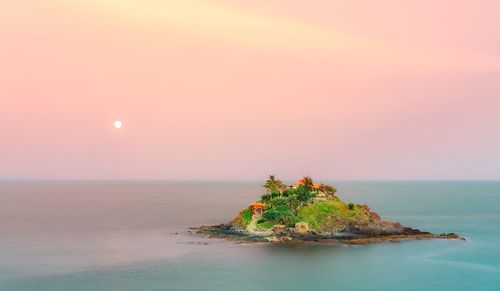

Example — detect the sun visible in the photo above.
[114,120,123,129]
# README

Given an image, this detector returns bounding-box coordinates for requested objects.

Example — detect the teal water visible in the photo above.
[0,181,499,290]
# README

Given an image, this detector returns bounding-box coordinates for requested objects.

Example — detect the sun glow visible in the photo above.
[114,120,122,129]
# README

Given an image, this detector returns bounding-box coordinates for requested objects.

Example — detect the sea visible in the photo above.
[0,181,499,291]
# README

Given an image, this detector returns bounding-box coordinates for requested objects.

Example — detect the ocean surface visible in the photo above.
[0,181,499,291]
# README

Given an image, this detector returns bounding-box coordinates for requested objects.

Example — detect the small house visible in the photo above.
[292,178,305,188]
[250,202,265,218]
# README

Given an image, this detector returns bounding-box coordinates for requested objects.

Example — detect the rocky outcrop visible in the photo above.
[195,221,464,245]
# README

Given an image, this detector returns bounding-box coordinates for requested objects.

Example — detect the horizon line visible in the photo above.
[1,179,500,182]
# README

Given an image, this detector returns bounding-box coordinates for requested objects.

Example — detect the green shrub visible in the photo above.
[269,197,288,207]
[348,203,355,210]
[294,185,316,202]
[263,209,278,220]
[261,194,272,202]
[276,205,291,213]
[275,205,295,226]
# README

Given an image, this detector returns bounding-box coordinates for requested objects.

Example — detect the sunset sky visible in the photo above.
[1,0,500,180]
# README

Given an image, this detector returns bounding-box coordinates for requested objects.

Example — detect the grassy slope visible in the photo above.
[256,219,276,229]
[233,207,253,226]
[297,198,369,232]
[233,197,371,232]
[233,207,276,230]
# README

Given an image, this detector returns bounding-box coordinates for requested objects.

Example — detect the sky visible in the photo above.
[1,0,500,180]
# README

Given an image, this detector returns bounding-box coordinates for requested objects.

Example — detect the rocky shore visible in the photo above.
[194,223,464,245]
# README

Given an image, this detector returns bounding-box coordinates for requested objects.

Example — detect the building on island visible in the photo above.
[250,202,265,218]
[292,178,307,188]
[292,178,321,190]
[292,178,334,200]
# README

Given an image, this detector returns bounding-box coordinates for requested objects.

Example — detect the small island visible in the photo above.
[196,176,463,244]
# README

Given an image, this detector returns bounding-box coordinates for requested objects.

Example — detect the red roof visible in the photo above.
[293,178,306,186]
[250,202,265,208]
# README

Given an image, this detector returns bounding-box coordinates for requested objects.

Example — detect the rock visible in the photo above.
[369,211,381,222]
[266,236,280,242]
[295,221,309,234]
[437,232,465,240]
[272,224,286,232]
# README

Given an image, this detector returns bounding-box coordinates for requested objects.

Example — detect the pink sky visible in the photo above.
[1,0,500,180]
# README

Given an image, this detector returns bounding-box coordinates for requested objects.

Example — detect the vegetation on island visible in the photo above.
[234,175,374,232]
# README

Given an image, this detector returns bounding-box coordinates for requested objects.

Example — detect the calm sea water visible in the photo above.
[0,181,499,291]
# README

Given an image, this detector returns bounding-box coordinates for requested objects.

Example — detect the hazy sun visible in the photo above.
[114,120,123,129]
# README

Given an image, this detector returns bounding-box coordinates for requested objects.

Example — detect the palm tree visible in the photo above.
[263,175,278,194]
[275,179,287,197]
[303,176,314,188]
[264,175,287,197]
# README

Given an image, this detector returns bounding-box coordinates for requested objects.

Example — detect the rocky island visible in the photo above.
[196,176,463,244]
